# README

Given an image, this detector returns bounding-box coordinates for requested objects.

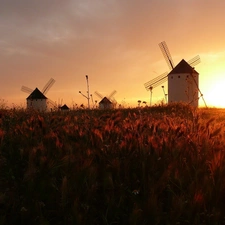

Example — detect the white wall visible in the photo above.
[27,99,47,111]
[99,103,113,109]
[168,72,199,107]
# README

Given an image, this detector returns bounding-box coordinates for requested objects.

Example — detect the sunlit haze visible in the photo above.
[1,0,225,108]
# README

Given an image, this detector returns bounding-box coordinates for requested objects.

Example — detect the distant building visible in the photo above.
[168,59,199,107]
[59,104,70,111]
[26,88,47,111]
[99,97,113,109]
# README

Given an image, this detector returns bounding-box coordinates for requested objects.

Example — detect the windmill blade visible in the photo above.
[111,97,117,106]
[150,76,168,89]
[21,86,33,94]
[145,76,168,90]
[188,55,200,67]
[159,41,174,70]
[144,72,168,89]
[108,90,117,99]
[144,72,168,90]
[94,91,104,99]
[42,78,55,95]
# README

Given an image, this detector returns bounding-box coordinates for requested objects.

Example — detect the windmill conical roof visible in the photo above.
[168,59,199,75]
[99,97,112,104]
[27,88,47,100]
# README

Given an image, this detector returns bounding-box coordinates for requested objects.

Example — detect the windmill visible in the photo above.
[144,41,207,107]
[21,78,57,111]
[94,90,117,109]
[56,98,70,111]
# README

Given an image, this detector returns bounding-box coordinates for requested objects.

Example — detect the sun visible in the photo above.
[203,80,225,108]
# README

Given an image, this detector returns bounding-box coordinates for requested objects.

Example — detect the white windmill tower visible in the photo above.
[144,41,207,107]
[21,78,57,111]
[94,90,117,109]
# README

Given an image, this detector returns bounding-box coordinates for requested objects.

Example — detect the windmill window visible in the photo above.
[171,76,173,79]
[178,76,180,78]
[187,75,189,78]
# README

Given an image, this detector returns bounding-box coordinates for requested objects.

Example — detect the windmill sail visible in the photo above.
[94,91,104,99]
[108,90,117,99]
[188,55,200,67]
[159,41,174,70]
[21,86,33,94]
[144,72,168,90]
[42,78,55,95]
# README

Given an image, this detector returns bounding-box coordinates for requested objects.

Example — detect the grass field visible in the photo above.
[1,103,225,224]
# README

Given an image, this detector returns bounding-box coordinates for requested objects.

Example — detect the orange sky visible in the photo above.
[1,0,225,108]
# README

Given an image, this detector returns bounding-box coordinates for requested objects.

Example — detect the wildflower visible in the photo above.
[132,190,140,195]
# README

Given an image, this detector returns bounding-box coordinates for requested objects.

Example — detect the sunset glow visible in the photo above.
[0,0,225,108]
[201,75,225,108]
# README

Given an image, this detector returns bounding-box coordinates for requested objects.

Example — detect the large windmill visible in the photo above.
[94,90,117,109]
[21,78,57,111]
[144,41,206,107]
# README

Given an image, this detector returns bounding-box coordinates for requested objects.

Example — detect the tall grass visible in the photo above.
[1,104,225,224]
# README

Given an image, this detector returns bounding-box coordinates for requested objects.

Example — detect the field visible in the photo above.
[1,103,225,225]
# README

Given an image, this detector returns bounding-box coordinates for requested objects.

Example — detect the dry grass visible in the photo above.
[1,103,225,224]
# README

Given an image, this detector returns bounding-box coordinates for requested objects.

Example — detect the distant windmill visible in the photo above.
[59,104,70,111]
[144,41,207,107]
[94,90,117,109]
[21,78,57,111]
